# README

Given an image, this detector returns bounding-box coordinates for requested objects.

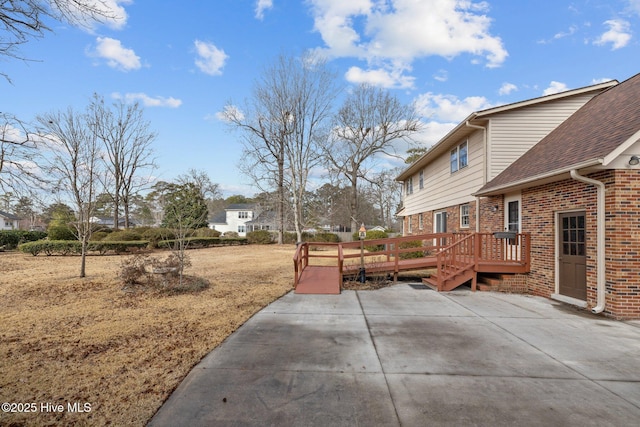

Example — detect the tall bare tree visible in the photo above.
[223,52,340,242]
[177,168,221,216]
[1,0,122,81]
[90,95,156,229]
[325,84,421,232]
[0,113,45,196]
[37,106,102,278]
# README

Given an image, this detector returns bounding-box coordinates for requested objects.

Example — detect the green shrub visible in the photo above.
[312,232,340,243]
[18,240,149,256]
[194,228,221,238]
[247,230,274,244]
[90,231,109,241]
[351,229,388,252]
[157,237,247,249]
[399,240,424,259]
[103,229,142,241]
[0,230,48,249]
[47,224,76,241]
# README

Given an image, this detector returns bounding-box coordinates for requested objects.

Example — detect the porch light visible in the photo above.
[629,155,640,166]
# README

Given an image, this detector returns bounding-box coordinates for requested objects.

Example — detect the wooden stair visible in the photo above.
[422,268,476,292]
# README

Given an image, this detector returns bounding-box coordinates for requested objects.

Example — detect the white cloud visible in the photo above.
[345,66,415,89]
[628,0,640,15]
[594,19,632,50]
[433,69,448,82]
[414,92,495,122]
[255,0,273,20]
[112,92,182,108]
[308,0,507,88]
[60,0,131,31]
[194,40,228,76]
[498,82,518,96]
[214,105,245,122]
[92,37,141,71]
[543,81,569,96]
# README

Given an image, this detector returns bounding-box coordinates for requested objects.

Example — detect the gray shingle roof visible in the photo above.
[477,73,640,195]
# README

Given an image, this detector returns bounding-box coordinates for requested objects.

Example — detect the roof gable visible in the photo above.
[0,210,19,220]
[477,73,640,195]
[397,80,618,181]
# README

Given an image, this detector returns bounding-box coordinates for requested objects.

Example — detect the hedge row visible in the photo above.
[18,240,149,256]
[18,237,249,256]
[156,237,247,249]
[0,230,48,250]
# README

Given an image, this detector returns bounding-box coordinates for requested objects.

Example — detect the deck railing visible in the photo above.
[293,232,531,288]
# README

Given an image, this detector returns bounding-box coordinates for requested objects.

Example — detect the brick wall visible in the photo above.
[523,170,640,319]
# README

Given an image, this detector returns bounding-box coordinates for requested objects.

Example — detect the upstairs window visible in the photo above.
[239,211,249,219]
[450,140,468,173]
[419,170,424,190]
[405,177,413,195]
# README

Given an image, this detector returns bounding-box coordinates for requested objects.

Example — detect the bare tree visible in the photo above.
[0,113,45,196]
[37,106,102,278]
[325,84,421,232]
[90,95,156,229]
[223,52,340,242]
[1,0,121,81]
[365,168,402,230]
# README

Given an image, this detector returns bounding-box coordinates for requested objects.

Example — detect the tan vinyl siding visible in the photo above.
[403,131,483,215]
[488,94,596,180]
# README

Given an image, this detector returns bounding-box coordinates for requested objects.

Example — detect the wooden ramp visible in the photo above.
[295,266,340,294]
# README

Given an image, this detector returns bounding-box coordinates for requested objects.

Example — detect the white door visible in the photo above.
[503,194,521,260]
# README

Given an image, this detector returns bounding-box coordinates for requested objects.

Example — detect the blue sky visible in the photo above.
[3,0,640,197]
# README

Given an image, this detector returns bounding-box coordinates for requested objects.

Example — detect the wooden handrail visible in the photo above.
[294,232,531,289]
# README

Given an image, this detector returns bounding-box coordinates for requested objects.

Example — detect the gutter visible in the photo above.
[465,121,486,232]
[570,169,606,314]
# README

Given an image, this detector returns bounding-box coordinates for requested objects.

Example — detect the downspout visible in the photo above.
[466,121,486,232]
[570,169,605,314]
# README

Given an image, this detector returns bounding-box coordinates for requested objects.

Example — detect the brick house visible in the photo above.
[475,72,640,319]
[397,73,640,319]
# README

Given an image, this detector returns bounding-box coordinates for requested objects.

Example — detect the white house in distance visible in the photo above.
[209,204,256,237]
[0,210,20,230]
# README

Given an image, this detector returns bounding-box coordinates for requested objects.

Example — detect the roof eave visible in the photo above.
[474,159,604,197]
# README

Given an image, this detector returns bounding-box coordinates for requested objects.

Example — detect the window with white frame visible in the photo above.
[238,225,246,233]
[450,140,468,173]
[407,215,412,233]
[418,213,423,230]
[405,177,413,195]
[419,170,424,190]
[238,211,249,219]
[460,204,470,228]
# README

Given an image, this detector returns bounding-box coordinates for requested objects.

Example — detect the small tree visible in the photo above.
[160,182,209,285]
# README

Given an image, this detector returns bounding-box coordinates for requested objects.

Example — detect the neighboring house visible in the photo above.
[246,210,277,232]
[397,73,640,319]
[89,216,137,228]
[209,204,258,237]
[0,210,20,230]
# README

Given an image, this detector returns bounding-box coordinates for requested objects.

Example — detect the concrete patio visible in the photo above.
[149,284,640,426]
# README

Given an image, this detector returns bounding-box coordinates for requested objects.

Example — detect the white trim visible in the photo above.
[554,208,585,297]
[504,193,521,232]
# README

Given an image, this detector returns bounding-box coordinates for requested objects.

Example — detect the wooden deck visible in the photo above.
[295,266,340,294]
[293,232,530,294]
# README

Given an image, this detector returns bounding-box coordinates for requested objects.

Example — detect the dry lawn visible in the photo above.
[0,245,296,426]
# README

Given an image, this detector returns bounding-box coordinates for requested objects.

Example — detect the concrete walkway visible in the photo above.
[149,284,640,426]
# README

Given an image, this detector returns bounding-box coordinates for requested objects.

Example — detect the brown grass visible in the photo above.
[0,245,295,426]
